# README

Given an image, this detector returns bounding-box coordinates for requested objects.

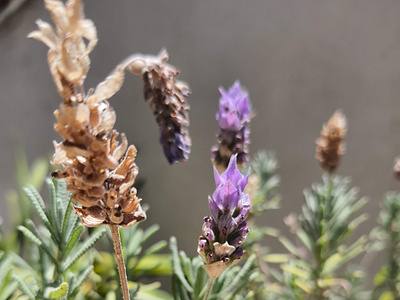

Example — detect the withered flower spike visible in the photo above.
[315,110,347,173]
[31,0,146,229]
[124,49,192,164]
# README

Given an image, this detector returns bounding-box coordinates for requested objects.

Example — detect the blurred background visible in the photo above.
[1,0,400,285]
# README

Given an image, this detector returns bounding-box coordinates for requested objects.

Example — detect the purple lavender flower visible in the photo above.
[198,155,251,278]
[212,81,251,172]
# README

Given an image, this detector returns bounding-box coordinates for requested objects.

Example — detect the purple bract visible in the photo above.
[212,81,251,171]
[198,155,251,278]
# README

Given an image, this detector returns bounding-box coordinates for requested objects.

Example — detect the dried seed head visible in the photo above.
[315,110,347,173]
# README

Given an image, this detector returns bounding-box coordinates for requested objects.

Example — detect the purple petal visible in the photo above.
[208,196,219,219]
[213,166,222,187]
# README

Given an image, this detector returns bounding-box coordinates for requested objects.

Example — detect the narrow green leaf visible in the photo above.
[17,225,56,264]
[12,274,37,300]
[0,255,12,287]
[278,236,299,257]
[0,281,18,300]
[142,224,160,244]
[263,254,290,264]
[23,185,59,244]
[44,282,68,299]
[220,255,256,298]
[71,265,93,293]
[29,158,48,189]
[142,241,167,257]
[61,201,73,240]
[63,227,106,271]
[46,178,61,237]
[64,225,83,257]
[294,279,312,293]
[281,264,310,279]
[169,237,193,293]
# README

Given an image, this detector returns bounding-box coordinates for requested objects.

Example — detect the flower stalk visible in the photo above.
[110,225,130,300]
[203,277,215,300]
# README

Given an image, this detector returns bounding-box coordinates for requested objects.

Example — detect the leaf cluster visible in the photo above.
[170,236,257,300]
[264,175,368,299]
[10,178,105,299]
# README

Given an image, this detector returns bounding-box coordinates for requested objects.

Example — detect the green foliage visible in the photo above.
[265,175,368,299]
[371,192,400,299]
[247,151,281,218]
[88,212,171,299]
[170,236,257,300]
[1,152,48,253]
[11,178,106,299]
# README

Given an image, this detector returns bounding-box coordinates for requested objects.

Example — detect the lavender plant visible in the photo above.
[264,111,369,299]
[371,182,400,299]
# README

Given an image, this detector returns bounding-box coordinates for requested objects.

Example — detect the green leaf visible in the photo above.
[263,254,290,264]
[294,279,312,294]
[17,225,56,264]
[278,236,300,257]
[44,282,68,299]
[64,225,83,257]
[46,178,61,237]
[0,281,18,300]
[12,274,37,300]
[23,185,59,244]
[169,237,193,293]
[281,264,310,279]
[29,158,49,189]
[61,201,73,241]
[219,255,256,298]
[379,291,395,300]
[374,265,389,287]
[132,254,172,276]
[63,227,106,271]
[71,265,93,293]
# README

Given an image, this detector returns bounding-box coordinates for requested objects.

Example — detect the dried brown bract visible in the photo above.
[30,0,146,227]
[315,110,347,173]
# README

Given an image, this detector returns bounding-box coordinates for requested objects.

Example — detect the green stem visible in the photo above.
[203,277,215,300]
[110,225,130,300]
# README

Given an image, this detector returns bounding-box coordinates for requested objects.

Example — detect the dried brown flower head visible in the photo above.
[315,110,347,173]
[30,0,146,227]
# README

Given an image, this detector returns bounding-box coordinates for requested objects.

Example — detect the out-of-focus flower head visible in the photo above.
[212,81,251,173]
[197,155,251,278]
[216,81,251,131]
[315,110,347,173]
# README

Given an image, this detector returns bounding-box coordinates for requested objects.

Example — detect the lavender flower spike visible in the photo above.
[198,154,251,279]
[212,81,251,173]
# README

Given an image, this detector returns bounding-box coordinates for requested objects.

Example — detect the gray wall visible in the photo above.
[2,0,400,281]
